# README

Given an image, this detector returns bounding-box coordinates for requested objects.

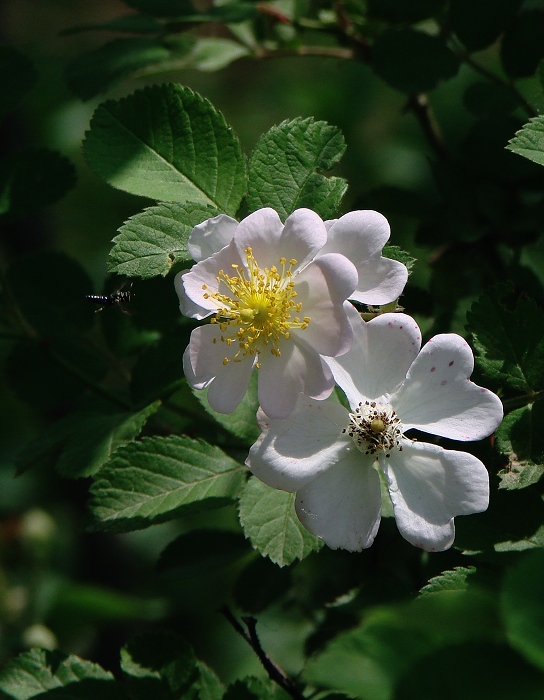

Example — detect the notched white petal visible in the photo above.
[187,214,238,262]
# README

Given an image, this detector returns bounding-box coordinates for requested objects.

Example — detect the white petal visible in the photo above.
[292,254,357,357]
[183,324,255,413]
[180,240,242,316]
[246,397,351,491]
[391,334,503,441]
[351,256,408,306]
[321,210,391,261]
[381,440,489,552]
[174,270,210,319]
[187,214,238,262]
[327,310,422,407]
[234,208,326,272]
[295,453,382,551]
[257,338,335,419]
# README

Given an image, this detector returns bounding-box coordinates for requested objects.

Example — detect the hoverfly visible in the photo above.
[86,282,133,313]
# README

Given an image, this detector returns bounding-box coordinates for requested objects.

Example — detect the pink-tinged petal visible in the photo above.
[381,440,489,552]
[175,270,210,319]
[327,311,422,407]
[292,254,357,357]
[246,398,351,491]
[183,324,255,412]
[235,208,327,272]
[180,240,243,315]
[322,210,391,261]
[391,334,503,441]
[295,453,382,551]
[258,338,335,419]
[351,256,408,306]
[187,214,238,262]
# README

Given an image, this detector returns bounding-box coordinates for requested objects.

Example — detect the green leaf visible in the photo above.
[192,661,225,700]
[0,649,118,700]
[495,401,544,480]
[66,38,173,101]
[15,400,158,476]
[55,402,161,478]
[247,117,347,221]
[467,287,544,393]
[88,435,246,532]
[502,549,544,671]
[419,567,476,596]
[224,677,278,700]
[158,529,250,573]
[0,45,38,118]
[108,201,218,278]
[450,0,522,52]
[121,631,196,699]
[238,476,323,566]
[463,82,522,119]
[83,84,247,214]
[185,37,250,71]
[303,590,500,699]
[501,10,544,78]
[372,29,459,93]
[0,148,76,220]
[382,245,416,275]
[194,370,260,444]
[507,116,544,168]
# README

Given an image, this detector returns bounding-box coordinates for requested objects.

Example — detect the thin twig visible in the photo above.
[405,93,448,161]
[221,606,307,700]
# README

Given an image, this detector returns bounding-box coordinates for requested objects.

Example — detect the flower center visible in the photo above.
[202,247,311,366]
[342,400,403,457]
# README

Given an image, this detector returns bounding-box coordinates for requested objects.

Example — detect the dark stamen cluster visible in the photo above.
[342,400,402,458]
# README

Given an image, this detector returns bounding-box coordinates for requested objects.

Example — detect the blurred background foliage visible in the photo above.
[1,0,544,697]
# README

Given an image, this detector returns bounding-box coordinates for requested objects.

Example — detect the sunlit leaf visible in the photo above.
[507,116,544,168]
[88,435,246,532]
[108,201,218,278]
[247,117,347,220]
[0,649,121,700]
[238,476,323,566]
[83,84,247,213]
[419,567,476,596]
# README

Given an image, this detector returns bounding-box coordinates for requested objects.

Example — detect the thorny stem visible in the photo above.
[221,606,307,700]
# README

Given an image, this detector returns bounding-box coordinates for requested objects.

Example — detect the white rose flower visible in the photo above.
[246,309,503,552]
[175,208,359,418]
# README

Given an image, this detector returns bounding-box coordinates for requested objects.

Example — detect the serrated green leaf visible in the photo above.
[467,288,544,393]
[194,370,260,444]
[247,117,347,220]
[108,201,218,278]
[158,529,250,573]
[0,649,117,700]
[0,45,38,118]
[495,401,544,478]
[55,402,161,478]
[191,661,225,700]
[238,476,323,566]
[224,677,277,700]
[372,29,459,93]
[494,524,544,553]
[83,84,247,213]
[121,631,196,699]
[382,245,416,275]
[419,567,476,596]
[66,38,173,100]
[507,116,544,168]
[502,549,544,671]
[88,435,246,532]
[0,148,76,220]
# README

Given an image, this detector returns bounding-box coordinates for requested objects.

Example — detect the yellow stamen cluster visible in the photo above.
[342,400,403,457]
[202,247,311,366]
